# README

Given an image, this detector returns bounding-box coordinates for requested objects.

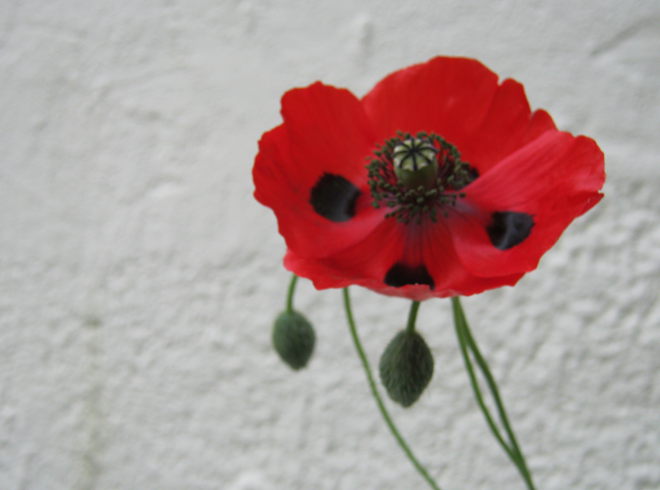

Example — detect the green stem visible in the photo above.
[458,305,534,487]
[406,301,421,334]
[343,288,441,490]
[286,274,298,313]
[451,296,536,490]
[451,298,517,461]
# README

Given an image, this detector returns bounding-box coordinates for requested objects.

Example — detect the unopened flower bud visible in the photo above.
[272,311,315,370]
[379,330,434,407]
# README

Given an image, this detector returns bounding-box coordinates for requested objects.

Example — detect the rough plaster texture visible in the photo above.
[1,1,659,489]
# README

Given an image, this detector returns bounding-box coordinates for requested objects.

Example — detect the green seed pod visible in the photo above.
[392,138,439,189]
[379,330,434,407]
[272,311,315,370]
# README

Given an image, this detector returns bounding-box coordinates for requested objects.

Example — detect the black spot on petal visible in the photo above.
[310,173,361,222]
[487,211,534,250]
[384,263,435,289]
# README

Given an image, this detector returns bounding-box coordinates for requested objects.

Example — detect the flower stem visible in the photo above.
[451,296,536,490]
[343,288,441,490]
[286,274,298,313]
[406,301,421,334]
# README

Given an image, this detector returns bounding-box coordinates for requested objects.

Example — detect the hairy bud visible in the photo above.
[379,330,434,407]
[272,311,315,370]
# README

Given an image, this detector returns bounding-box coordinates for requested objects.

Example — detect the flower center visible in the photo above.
[392,138,438,189]
[367,132,477,224]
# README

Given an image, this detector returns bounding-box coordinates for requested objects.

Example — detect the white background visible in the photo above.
[1,1,659,489]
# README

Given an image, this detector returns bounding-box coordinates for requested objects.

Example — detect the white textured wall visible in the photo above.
[1,1,659,489]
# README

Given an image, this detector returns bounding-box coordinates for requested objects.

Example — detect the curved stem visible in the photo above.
[458,307,533,485]
[451,296,536,490]
[286,274,298,313]
[406,301,421,334]
[343,288,441,490]
[451,298,517,461]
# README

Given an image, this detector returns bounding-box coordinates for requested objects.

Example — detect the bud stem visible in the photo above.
[406,300,421,334]
[343,288,442,490]
[451,296,537,490]
[286,274,299,313]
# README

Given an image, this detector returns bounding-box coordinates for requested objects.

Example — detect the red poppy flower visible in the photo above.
[253,56,605,301]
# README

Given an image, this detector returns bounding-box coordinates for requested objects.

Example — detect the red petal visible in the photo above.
[286,251,440,302]
[419,221,525,297]
[460,79,557,174]
[282,82,376,187]
[283,218,411,294]
[284,219,444,301]
[450,131,605,277]
[285,219,525,301]
[362,57,499,148]
[253,84,383,258]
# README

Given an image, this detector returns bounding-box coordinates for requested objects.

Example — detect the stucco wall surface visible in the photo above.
[1,1,659,489]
